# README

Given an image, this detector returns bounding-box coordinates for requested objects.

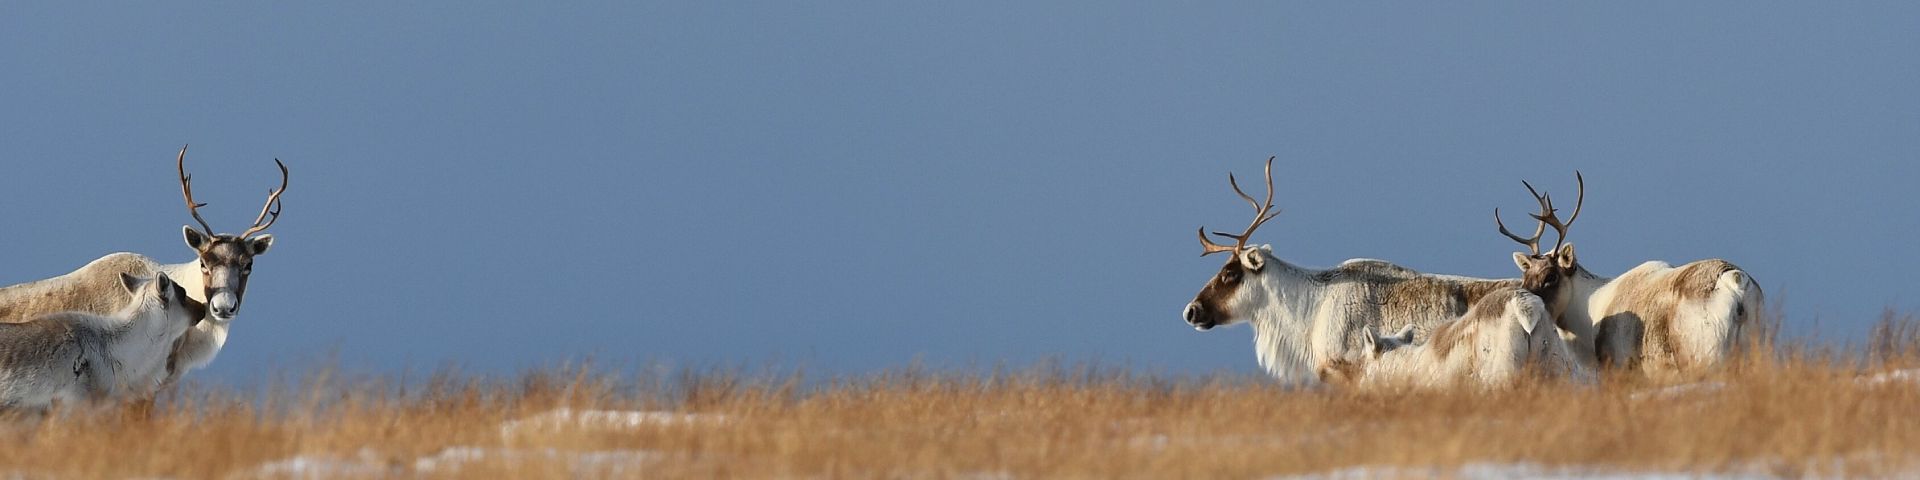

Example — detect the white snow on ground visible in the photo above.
[499,408,728,436]
[237,446,665,478]
[1628,381,1728,401]
[1859,368,1920,386]
[411,446,664,474]
[235,449,390,479]
[238,409,729,477]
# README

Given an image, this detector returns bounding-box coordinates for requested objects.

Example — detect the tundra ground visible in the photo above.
[4,313,1919,479]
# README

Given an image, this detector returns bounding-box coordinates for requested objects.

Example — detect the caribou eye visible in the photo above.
[1222,271,1240,283]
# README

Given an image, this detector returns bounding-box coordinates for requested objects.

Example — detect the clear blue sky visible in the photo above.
[1,3,1915,383]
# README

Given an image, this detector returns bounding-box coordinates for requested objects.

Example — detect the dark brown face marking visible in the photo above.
[1519,255,1566,301]
[167,279,208,327]
[191,233,264,319]
[1517,251,1583,313]
[1185,258,1248,330]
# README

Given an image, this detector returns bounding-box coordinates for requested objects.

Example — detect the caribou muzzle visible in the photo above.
[208,290,239,321]
[1183,302,1217,331]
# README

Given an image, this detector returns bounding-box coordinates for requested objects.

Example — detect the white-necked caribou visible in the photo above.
[0,145,286,383]
[1181,157,1572,384]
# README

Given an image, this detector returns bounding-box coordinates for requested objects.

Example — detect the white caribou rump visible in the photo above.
[0,273,205,409]
[1317,288,1593,389]
[1496,173,1763,380]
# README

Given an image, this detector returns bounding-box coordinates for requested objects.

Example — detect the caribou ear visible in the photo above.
[1238,248,1267,272]
[183,226,209,250]
[1512,252,1533,271]
[119,273,143,294]
[1359,325,1379,353]
[1386,324,1416,346]
[152,273,176,306]
[1555,243,1577,269]
[248,234,275,255]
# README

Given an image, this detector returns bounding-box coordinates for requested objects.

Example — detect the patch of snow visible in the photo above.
[235,449,391,479]
[1860,369,1920,386]
[411,446,662,475]
[243,446,664,478]
[499,408,727,436]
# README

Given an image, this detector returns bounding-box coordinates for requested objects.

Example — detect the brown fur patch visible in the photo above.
[1317,260,1521,350]
[1187,259,1251,327]
[200,237,253,267]
[1518,257,1565,304]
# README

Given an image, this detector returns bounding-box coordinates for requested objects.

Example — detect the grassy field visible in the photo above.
[3,314,1919,478]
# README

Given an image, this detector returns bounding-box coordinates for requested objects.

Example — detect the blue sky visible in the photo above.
[0,3,1915,383]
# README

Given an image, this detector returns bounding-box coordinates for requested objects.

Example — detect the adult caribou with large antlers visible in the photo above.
[1496,173,1762,379]
[0,145,287,384]
[1182,157,1583,384]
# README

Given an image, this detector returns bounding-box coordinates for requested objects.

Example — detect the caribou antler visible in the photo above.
[1495,171,1584,256]
[177,145,290,238]
[1494,180,1551,256]
[177,145,216,235]
[1198,156,1282,256]
[1530,171,1583,253]
[240,159,289,238]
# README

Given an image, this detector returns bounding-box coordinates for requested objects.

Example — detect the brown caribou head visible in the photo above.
[1495,172,1583,311]
[176,145,287,322]
[1183,157,1283,331]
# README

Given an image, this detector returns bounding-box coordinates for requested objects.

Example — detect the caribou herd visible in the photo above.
[0,146,286,410]
[0,148,1752,408]
[1184,157,1762,389]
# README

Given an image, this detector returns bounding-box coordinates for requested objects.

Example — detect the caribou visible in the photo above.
[1182,157,1555,383]
[0,145,285,383]
[0,273,206,410]
[1316,288,1592,389]
[1495,173,1762,379]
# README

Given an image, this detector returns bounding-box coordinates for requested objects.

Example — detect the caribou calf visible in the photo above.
[1317,289,1592,389]
[0,273,205,409]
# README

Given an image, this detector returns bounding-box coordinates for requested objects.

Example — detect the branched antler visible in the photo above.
[1198,156,1282,256]
[240,159,289,238]
[178,145,216,235]
[1531,171,1583,253]
[1495,172,1584,256]
[177,146,290,238]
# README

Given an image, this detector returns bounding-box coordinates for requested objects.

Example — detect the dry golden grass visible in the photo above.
[5,313,1920,478]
